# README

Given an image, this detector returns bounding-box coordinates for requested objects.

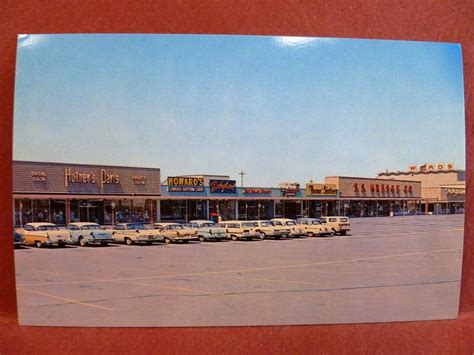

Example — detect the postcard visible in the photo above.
[12,34,465,326]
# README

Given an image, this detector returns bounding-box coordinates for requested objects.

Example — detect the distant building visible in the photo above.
[377,163,465,214]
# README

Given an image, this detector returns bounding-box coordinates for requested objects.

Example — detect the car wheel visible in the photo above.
[199,236,205,242]
[275,236,281,240]
[146,241,153,245]
[35,241,42,248]
[165,238,171,244]
[308,232,314,237]
[79,237,87,247]
[259,232,266,240]
[231,235,238,241]
[332,228,337,235]
[125,238,134,245]
[340,231,347,236]
[182,240,189,243]
[101,242,108,246]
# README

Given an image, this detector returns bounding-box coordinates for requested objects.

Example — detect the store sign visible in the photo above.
[209,179,236,193]
[279,182,300,197]
[362,182,413,194]
[64,168,119,188]
[306,183,337,196]
[445,188,464,196]
[409,162,454,172]
[31,170,47,182]
[243,188,272,194]
[132,175,147,185]
[167,176,204,192]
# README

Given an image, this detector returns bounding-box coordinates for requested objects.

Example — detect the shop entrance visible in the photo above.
[71,199,105,224]
[282,201,302,219]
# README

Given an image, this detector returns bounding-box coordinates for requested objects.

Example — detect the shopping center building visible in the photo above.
[377,163,466,214]
[11,160,445,227]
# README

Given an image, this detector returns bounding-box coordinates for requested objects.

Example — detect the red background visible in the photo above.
[0,1,473,353]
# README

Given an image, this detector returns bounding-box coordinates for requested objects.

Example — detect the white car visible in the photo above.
[20,222,72,248]
[270,218,307,238]
[112,223,163,245]
[218,221,261,241]
[185,220,227,242]
[68,222,115,246]
[153,223,199,244]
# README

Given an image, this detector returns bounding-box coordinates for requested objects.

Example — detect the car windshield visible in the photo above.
[171,225,184,230]
[201,223,215,227]
[341,218,349,222]
[260,221,272,226]
[81,224,101,230]
[126,223,148,230]
[310,220,321,225]
[36,225,59,231]
[285,221,296,226]
[242,222,257,227]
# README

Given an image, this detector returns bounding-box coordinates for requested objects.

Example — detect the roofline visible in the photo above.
[13,160,161,171]
[378,169,465,175]
[325,176,422,183]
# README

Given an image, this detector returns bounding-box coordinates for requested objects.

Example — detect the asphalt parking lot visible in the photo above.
[14,214,464,326]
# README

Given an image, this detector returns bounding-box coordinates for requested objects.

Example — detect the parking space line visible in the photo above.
[209,274,326,286]
[290,270,400,276]
[17,287,113,311]
[25,269,211,295]
[18,247,461,288]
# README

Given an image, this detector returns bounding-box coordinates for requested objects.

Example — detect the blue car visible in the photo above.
[14,230,25,247]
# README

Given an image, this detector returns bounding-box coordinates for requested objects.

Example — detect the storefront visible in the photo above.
[377,163,465,214]
[13,161,161,227]
[324,176,422,217]
[13,161,428,226]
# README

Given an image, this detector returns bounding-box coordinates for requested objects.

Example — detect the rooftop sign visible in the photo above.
[409,163,454,172]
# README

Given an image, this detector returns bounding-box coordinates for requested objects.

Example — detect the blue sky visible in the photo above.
[13,34,465,186]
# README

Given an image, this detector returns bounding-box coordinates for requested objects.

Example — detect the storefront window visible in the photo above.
[187,200,207,221]
[116,200,132,223]
[50,199,66,225]
[209,200,236,221]
[161,200,186,221]
[32,199,50,222]
[14,199,33,227]
[274,201,282,218]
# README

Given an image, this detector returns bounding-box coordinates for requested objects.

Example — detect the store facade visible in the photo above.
[13,161,425,226]
[13,161,161,227]
[377,163,465,214]
[324,176,422,217]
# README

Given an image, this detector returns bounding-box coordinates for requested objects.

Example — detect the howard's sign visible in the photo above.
[167,176,204,192]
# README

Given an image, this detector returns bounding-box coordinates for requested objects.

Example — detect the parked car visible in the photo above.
[112,223,163,245]
[13,230,25,247]
[270,218,307,237]
[296,218,332,237]
[68,222,115,246]
[185,220,227,242]
[153,223,199,244]
[319,216,351,235]
[252,220,290,239]
[20,222,72,248]
[218,221,261,241]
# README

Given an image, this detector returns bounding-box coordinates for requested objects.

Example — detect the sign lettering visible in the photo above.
[243,188,272,194]
[210,179,236,193]
[306,183,337,196]
[31,170,47,182]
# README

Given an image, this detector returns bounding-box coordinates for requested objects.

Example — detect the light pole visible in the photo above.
[239,170,245,188]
